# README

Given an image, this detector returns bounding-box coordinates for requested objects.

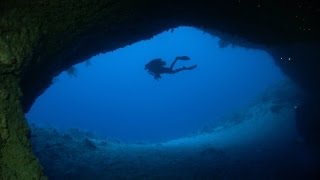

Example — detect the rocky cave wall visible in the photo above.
[0,0,319,179]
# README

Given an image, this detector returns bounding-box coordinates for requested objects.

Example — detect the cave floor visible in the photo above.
[30,83,318,179]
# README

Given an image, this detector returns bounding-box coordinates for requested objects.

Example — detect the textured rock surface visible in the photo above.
[0,0,319,178]
[0,75,45,179]
[30,82,317,179]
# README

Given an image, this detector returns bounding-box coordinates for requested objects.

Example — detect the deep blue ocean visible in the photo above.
[26,26,286,143]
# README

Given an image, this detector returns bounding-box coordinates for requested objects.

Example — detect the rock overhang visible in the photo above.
[0,0,320,178]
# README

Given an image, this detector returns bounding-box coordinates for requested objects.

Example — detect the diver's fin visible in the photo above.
[175,56,191,60]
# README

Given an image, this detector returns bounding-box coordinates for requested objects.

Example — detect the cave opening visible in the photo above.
[25,26,313,179]
[26,26,287,143]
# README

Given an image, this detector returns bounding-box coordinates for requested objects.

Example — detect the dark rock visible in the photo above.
[296,97,320,150]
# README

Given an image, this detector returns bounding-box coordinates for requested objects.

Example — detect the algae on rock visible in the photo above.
[0,75,46,180]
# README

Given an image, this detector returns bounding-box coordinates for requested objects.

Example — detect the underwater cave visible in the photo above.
[1,1,320,179]
[27,26,288,144]
[24,27,316,179]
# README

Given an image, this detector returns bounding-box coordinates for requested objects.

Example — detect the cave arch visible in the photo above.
[0,0,319,179]
[26,26,288,144]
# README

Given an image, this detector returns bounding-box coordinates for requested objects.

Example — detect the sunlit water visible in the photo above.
[26,26,286,143]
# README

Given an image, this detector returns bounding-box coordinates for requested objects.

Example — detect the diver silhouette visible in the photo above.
[145,56,197,79]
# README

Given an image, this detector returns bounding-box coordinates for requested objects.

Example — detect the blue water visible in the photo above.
[26,26,286,143]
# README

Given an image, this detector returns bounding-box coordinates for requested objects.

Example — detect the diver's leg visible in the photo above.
[171,67,185,73]
[170,56,192,69]
[184,65,197,70]
[171,65,197,73]
[169,58,179,70]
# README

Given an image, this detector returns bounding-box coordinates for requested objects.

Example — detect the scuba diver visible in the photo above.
[145,56,197,79]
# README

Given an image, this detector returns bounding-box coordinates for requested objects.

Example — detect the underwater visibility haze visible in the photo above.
[27,27,286,143]
[24,27,319,179]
